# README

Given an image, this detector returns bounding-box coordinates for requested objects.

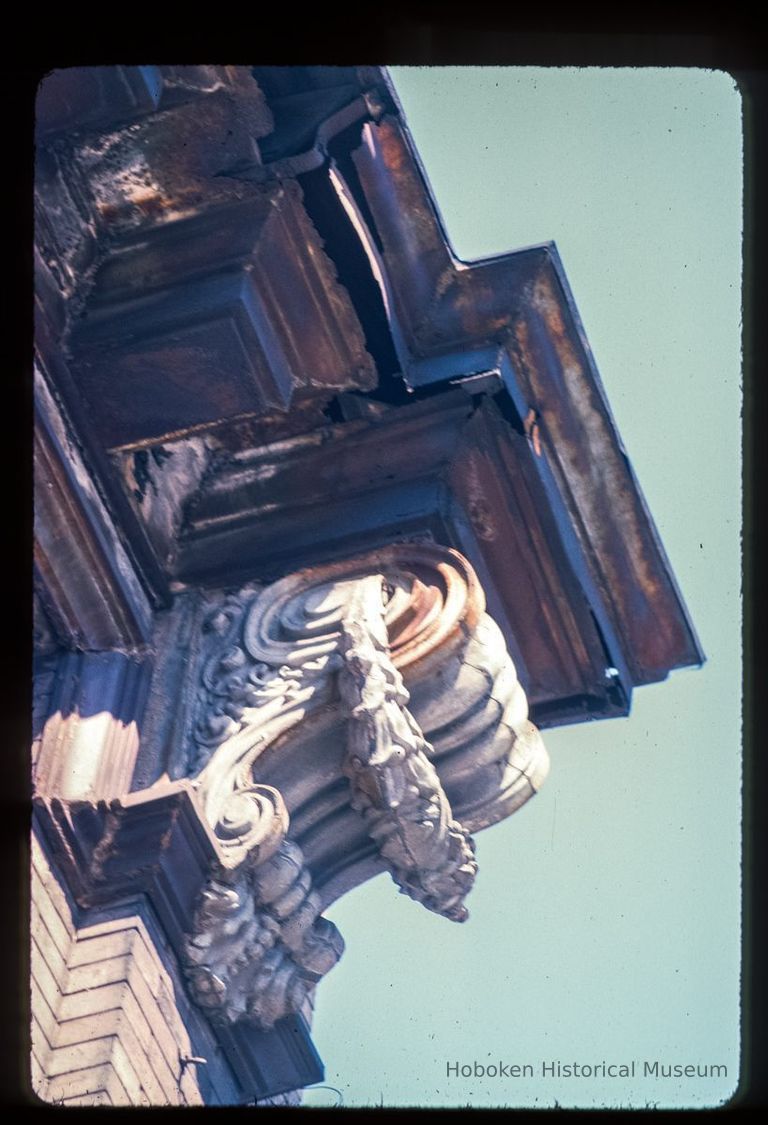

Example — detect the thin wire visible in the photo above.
[302,1083,345,1108]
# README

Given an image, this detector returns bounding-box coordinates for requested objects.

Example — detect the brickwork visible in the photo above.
[31,832,207,1106]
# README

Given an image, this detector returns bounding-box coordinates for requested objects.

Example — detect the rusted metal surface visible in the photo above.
[347,105,702,687]
[507,261,703,683]
[176,391,624,724]
[185,391,469,514]
[36,66,274,141]
[246,179,377,393]
[67,177,376,449]
[177,392,474,576]
[352,117,455,344]
[34,372,154,650]
[351,116,545,355]
[447,400,611,705]
[35,62,701,714]
[264,542,485,675]
[37,70,377,453]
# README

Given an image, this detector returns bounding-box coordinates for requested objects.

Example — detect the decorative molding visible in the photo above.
[34,369,154,651]
[68,179,377,451]
[36,73,377,454]
[36,544,546,1043]
[32,790,324,1101]
[176,391,622,725]
[189,543,485,815]
[502,262,704,683]
[338,575,477,922]
[184,835,344,1031]
[179,545,504,1023]
[132,589,211,790]
[31,66,704,1112]
[35,66,273,141]
[346,111,702,684]
[178,543,544,1027]
[33,650,152,801]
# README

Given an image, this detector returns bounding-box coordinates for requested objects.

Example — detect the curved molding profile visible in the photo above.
[181,543,548,1027]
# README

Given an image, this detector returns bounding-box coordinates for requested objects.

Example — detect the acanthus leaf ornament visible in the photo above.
[179,544,548,1028]
[338,575,478,922]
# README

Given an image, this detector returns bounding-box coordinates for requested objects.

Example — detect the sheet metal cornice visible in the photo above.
[345,108,703,686]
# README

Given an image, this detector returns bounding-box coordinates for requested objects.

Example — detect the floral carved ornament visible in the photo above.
[181,544,549,1029]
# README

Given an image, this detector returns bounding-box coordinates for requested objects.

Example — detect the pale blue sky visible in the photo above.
[307,68,742,1110]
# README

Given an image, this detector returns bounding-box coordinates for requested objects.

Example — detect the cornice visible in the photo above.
[344,110,703,686]
[175,391,621,725]
[33,368,155,651]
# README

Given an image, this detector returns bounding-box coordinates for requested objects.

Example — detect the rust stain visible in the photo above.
[284,544,484,678]
[523,408,542,457]
[488,313,511,335]
[96,200,122,222]
[532,275,566,337]
[377,119,408,174]
[96,189,189,225]
[131,189,172,217]
[388,578,442,649]
[531,276,586,390]
[509,275,685,674]
[461,457,498,543]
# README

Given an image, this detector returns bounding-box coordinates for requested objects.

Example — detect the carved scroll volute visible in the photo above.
[182,544,544,1028]
[184,580,350,1031]
[190,544,486,843]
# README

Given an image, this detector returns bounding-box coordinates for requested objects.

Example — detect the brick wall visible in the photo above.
[30,831,244,1106]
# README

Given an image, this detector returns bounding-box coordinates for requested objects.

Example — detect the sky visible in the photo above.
[306,68,743,1110]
